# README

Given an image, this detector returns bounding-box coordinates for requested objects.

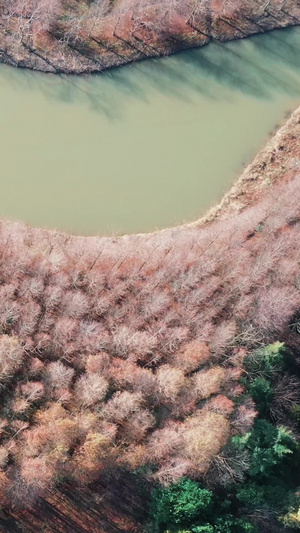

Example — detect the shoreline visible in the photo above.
[1,102,298,244]
[194,105,300,227]
[0,8,300,530]
[0,84,300,533]
[1,1,300,74]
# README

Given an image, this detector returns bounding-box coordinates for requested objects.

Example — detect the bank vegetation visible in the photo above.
[0,0,300,73]
[0,105,299,531]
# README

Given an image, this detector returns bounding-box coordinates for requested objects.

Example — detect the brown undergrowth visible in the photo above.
[0,106,299,531]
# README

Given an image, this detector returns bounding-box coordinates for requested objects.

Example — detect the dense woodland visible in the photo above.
[0,107,299,531]
[150,342,300,532]
[1,0,300,72]
[1,1,300,530]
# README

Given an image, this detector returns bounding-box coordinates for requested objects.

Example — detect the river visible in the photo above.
[1,26,300,235]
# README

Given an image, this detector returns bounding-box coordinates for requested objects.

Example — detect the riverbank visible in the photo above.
[0,102,299,532]
[1,4,300,529]
[0,98,298,244]
[198,104,300,226]
[3,25,300,236]
[0,0,300,73]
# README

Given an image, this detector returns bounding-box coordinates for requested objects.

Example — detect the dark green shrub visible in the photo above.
[232,420,295,480]
[185,518,256,533]
[173,527,214,533]
[152,478,213,528]
[151,478,257,533]
[236,481,291,511]
[213,516,256,533]
[236,483,266,508]
[247,377,274,415]
[189,526,214,533]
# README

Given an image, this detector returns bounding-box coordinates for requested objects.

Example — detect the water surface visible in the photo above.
[1,27,300,235]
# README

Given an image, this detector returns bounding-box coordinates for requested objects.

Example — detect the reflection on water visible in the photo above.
[1,26,300,234]
[4,26,300,115]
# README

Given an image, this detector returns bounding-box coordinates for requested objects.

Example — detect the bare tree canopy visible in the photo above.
[0,0,300,73]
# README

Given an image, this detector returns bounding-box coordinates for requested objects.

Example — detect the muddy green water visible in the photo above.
[1,27,300,235]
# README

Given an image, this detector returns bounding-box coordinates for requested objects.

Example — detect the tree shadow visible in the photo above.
[250,25,300,71]
[0,472,150,533]
[1,26,300,118]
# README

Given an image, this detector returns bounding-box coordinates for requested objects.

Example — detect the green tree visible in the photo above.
[236,481,290,512]
[232,420,295,480]
[214,516,256,533]
[152,478,213,529]
[247,377,273,415]
[152,478,256,532]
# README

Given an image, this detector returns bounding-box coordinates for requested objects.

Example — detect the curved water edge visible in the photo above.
[1,26,300,236]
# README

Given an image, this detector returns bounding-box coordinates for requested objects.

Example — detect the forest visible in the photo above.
[1,0,300,530]
[1,0,300,73]
[0,106,299,531]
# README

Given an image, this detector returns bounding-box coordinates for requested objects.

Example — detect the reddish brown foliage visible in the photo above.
[174,340,210,373]
[183,411,230,475]
[75,374,109,407]
[205,395,235,416]
[0,159,299,512]
[193,366,227,400]
[1,0,299,75]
